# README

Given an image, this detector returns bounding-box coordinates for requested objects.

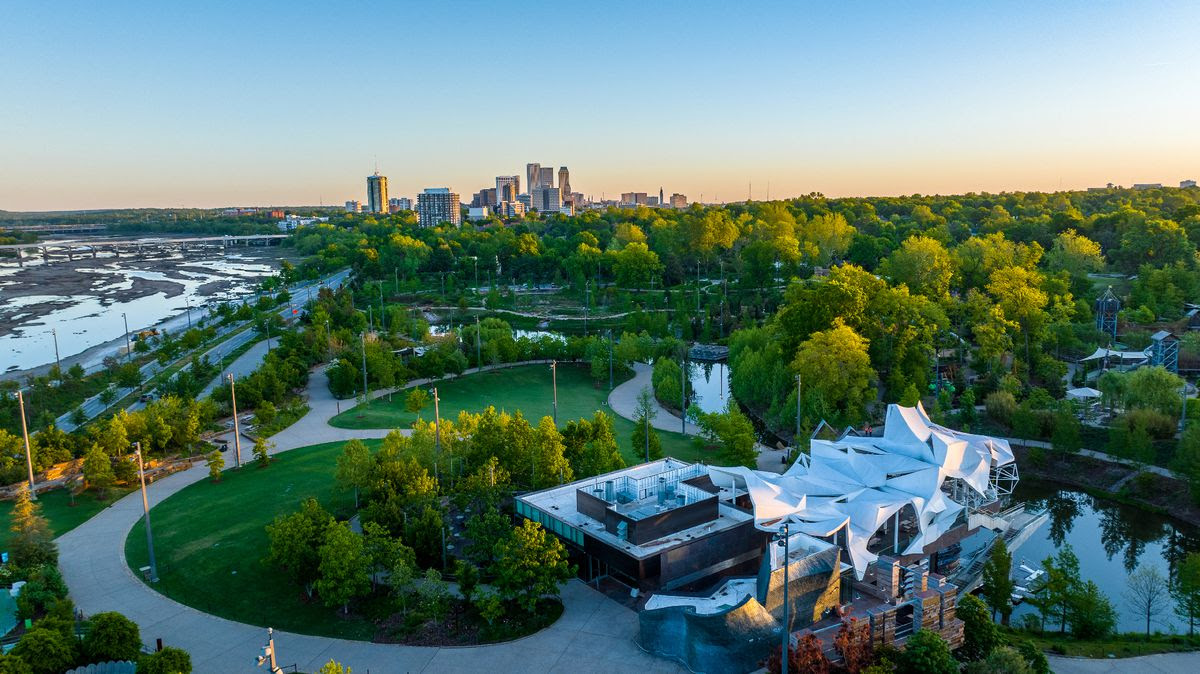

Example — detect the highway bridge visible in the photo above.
[0,233,288,266]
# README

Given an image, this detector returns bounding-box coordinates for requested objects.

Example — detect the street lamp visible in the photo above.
[607,329,613,391]
[122,312,132,362]
[475,316,481,370]
[550,361,559,425]
[361,332,369,407]
[17,391,36,500]
[228,374,243,468]
[134,441,159,583]
[184,295,192,329]
[774,522,792,674]
[50,328,61,374]
[432,387,441,480]
[255,627,280,673]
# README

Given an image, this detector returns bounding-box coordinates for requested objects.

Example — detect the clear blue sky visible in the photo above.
[1,1,1197,210]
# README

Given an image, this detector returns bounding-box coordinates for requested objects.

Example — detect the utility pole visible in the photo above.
[135,442,159,582]
[680,351,687,434]
[368,305,373,334]
[796,374,802,444]
[361,332,369,407]
[184,295,192,329]
[551,361,558,425]
[394,266,399,295]
[776,522,791,674]
[122,312,132,362]
[433,387,441,469]
[696,260,701,313]
[50,328,61,374]
[228,374,242,468]
[379,283,385,333]
[475,316,481,369]
[584,280,590,335]
[17,391,35,500]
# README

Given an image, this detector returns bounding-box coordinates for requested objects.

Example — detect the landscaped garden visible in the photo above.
[0,487,129,551]
[328,363,713,464]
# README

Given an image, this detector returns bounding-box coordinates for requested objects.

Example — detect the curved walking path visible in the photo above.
[608,362,789,472]
[58,365,681,673]
[1048,652,1200,673]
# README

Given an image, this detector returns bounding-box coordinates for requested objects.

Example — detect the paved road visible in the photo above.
[197,338,269,400]
[58,365,680,673]
[1049,652,1200,673]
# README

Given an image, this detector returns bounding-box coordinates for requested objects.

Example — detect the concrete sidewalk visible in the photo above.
[1048,652,1200,673]
[57,363,682,673]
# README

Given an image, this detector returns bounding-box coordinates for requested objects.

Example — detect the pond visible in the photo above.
[1008,480,1200,634]
[687,361,733,415]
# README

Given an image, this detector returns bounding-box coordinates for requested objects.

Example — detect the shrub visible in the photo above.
[137,646,192,674]
[84,611,142,662]
[985,391,1017,427]
[11,628,75,674]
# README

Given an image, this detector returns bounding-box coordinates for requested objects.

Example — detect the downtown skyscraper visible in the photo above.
[366,172,388,214]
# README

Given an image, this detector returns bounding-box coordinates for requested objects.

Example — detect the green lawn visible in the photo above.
[126,440,384,640]
[1002,627,1200,658]
[328,363,717,464]
[1,487,131,551]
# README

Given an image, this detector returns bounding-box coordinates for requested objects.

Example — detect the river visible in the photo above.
[1009,480,1200,634]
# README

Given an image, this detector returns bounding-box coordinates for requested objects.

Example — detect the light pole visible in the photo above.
[775,522,791,674]
[607,329,613,390]
[184,295,192,329]
[378,282,385,333]
[644,403,651,463]
[50,328,61,374]
[550,361,558,425]
[680,349,688,434]
[255,627,280,673]
[796,374,802,446]
[584,280,590,336]
[228,374,242,468]
[135,441,159,583]
[122,312,132,362]
[432,388,441,479]
[475,316,482,369]
[361,332,369,407]
[17,391,36,500]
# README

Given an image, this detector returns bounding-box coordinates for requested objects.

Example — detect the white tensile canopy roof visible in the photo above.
[707,403,1015,579]
[1066,387,1103,400]
[1081,347,1148,362]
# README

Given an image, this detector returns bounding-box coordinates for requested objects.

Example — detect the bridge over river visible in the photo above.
[0,233,288,266]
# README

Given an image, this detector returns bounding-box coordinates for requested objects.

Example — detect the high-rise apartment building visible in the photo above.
[526,163,542,191]
[620,192,649,206]
[416,188,461,226]
[345,200,362,213]
[499,200,526,218]
[388,197,413,213]
[539,167,554,190]
[496,175,520,202]
[558,167,571,196]
[670,193,688,209]
[366,173,388,214]
[531,185,562,213]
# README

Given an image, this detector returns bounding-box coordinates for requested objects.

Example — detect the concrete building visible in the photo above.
[558,166,571,196]
[539,166,555,190]
[498,200,526,218]
[366,173,388,214]
[467,206,492,221]
[416,188,460,226]
[620,192,649,206]
[388,197,412,213]
[1133,183,1164,190]
[532,185,562,213]
[1183,180,1197,188]
[471,188,497,208]
[670,193,688,209]
[647,196,660,207]
[496,175,520,202]
[526,163,542,190]
[344,200,362,213]
[517,193,532,211]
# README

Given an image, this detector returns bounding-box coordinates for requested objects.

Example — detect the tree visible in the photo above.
[492,519,573,612]
[316,661,350,674]
[694,404,758,468]
[316,522,371,613]
[455,559,480,603]
[389,555,416,614]
[832,618,872,673]
[1171,551,1200,636]
[474,588,505,625]
[205,450,224,482]
[956,593,999,662]
[1046,229,1104,278]
[1123,565,1169,635]
[362,520,414,590]
[1068,580,1116,639]
[0,655,32,674]
[265,498,333,597]
[1035,543,1080,633]
[1125,366,1184,419]
[632,387,662,461]
[565,412,625,479]
[464,507,512,565]
[896,629,956,674]
[8,485,57,567]
[83,445,116,498]
[963,646,1032,674]
[881,235,955,300]
[11,628,74,674]
[417,568,451,625]
[84,611,141,662]
[405,387,430,419]
[253,435,273,467]
[981,538,1015,624]
[138,646,192,674]
[1050,403,1081,454]
[791,322,876,427]
[1176,424,1200,505]
[335,439,372,509]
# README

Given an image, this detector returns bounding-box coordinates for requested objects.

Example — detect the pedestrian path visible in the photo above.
[1048,652,1200,673]
[57,364,682,673]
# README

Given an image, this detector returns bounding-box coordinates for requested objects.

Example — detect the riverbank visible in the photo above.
[1012,445,1200,527]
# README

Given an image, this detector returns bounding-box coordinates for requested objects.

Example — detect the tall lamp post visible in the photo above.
[135,442,159,582]
[17,391,36,500]
[607,329,613,391]
[475,316,482,370]
[432,387,441,481]
[50,328,61,374]
[121,312,132,362]
[361,332,369,407]
[775,522,791,674]
[228,374,243,468]
[550,361,558,426]
[680,349,688,434]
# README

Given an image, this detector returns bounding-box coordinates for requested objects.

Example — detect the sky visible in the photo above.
[1,1,1198,211]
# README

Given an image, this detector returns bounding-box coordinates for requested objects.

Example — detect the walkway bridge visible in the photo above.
[0,234,288,266]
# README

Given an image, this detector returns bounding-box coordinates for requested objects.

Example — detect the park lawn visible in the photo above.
[1005,628,1200,658]
[126,440,385,641]
[0,487,131,551]
[328,364,718,465]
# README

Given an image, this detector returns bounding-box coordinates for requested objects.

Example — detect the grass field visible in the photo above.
[1,487,129,551]
[126,440,385,640]
[327,363,719,464]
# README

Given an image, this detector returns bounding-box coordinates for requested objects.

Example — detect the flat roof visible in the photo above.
[519,457,754,560]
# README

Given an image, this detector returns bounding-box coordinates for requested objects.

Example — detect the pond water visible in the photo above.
[1008,480,1200,634]
[687,361,732,415]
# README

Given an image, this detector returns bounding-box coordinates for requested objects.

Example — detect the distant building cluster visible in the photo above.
[1088,179,1197,191]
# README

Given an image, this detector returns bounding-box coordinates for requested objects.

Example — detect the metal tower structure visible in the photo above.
[1095,286,1120,342]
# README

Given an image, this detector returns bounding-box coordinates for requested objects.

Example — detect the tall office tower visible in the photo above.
[670,193,688,209]
[659,187,664,205]
[366,173,388,214]
[532,185,562,213]
[416,188,461,226]
[539,166,554,190]
[496,175,520,202]
[526,163,541,191]
[558,167,571,196]
[471,189,496,208]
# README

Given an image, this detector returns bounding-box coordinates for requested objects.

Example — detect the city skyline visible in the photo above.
[2,1,1199,211]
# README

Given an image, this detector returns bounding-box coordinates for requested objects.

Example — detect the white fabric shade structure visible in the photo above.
[1065,387,1103,400]
[1080,346,1148,362]
[707,403,1017,579]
